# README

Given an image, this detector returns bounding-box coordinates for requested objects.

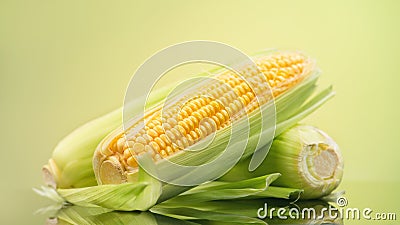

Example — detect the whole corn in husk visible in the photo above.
[221,124,344,199]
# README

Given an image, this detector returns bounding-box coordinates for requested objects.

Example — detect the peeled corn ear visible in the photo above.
[94,51,316,185]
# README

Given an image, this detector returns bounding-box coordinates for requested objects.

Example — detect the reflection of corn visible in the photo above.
[94,52,314,184]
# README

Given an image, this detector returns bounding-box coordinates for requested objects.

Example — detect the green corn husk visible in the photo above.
[47,199,343,225]
[42,109,122,188]
[37,153,163,211]
[52,206,199,225]
[221,124,344,199]
[39,50,338,211]
[42,84,175,189]
[152,199,343,225]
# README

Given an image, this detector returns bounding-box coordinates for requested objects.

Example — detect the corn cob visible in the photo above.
[94,51,315,185]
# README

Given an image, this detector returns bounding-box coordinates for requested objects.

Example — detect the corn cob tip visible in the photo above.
[93,140,128,185]
[42,159,58,189]
[308,143,341,180]
[99,158,127,184]
[46,217,58,225]
[272,125,343,199]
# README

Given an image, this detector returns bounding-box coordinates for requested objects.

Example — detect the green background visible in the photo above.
[1,0,399,224]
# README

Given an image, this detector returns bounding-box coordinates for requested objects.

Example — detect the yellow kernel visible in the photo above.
[183,106,193,115]
[229,102,239,114]
[221,109,230,121]
[176,140,184,149]
[132,143,145,154]
[166,146,174,155]
[199,125,208,137]
[181,137,190,148]
[198,108,208,118]
[238,96,247,106]
[242,95,251,105]
[127,156,138,167]
[192,112,202,121]
[153,120,161,126]
[190,130,199,140]
[210,101,221,111]
[213,88,224,98]
[162,123,172,130]
[206,105,215,115]
[211,115,221,128]
[143,134,153,142]
[160,150,168,157]
[227,80,236,87]
[154,137,166,150]
[292,64,300,74]
[180,110,189,118]
[177,122,189,135]
[147,129,159,138]
[234,99,243,109]
[193,99,202,108]
[166,130,176,142]
[101,147,114,156]
[236,85,245,95]
[208,119,218,132]
[271,60,279,68]
[278,59,286,67]
[116,138,125,153]
[188,116,198,127]
[186,135,194,146]
[136,137,147,144]
[225,107,233,118]
[149,141,160,153]
[177,115,183,121]
[111,142,117,152]
[147,122,155,129]
[171,127,183,139]
[188,102,199,111]
[154,125,164,134]
[123,140,135,148]
[167,118,178,126]
[241,83,251,92]
[123,148,133,159]
[145,145,156,156]
[247,92,255,100]
[184,118,195,130]
[171,144,179,152]
[216,112,225,124]
[198,97,207,105]
[219,97,229,107]
[160,134,171,145]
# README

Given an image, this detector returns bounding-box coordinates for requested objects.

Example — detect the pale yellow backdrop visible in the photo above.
[1,0,399,224]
